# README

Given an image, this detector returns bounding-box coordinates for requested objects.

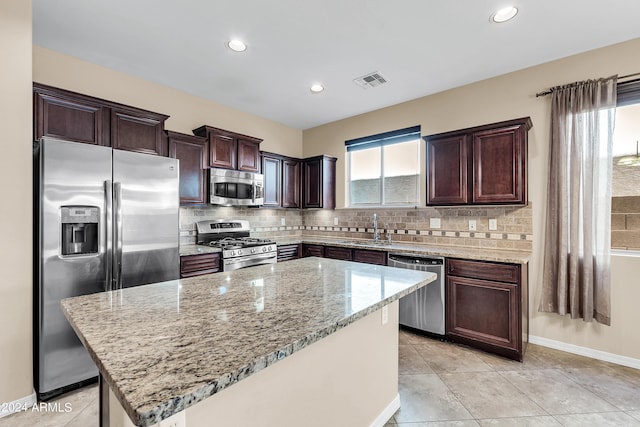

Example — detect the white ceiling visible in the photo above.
[33,0,640,130]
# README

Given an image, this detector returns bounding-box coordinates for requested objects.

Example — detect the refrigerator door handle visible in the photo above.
[114,181,123,290]
[104,180,113,291]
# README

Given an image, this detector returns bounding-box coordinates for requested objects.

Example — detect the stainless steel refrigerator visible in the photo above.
[34,137,180,400]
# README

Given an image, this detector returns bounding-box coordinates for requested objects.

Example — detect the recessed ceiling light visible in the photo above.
[227,39,247,52]
[491,6,518,23]
[310,84,325,93]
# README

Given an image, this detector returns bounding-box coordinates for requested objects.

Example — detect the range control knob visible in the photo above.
[267,245,272,251]
[251,248,256,254]
[230,250,236,256]
[237,249,243,256]
[262,246,267,252]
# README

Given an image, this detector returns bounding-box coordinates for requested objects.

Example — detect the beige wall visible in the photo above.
[303,38,640,361]
[32,47,303,158]
[0,0,33,403]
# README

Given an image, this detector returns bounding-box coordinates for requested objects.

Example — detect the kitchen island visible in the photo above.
[61,257,436,427]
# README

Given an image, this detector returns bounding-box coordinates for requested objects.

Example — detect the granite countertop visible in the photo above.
[179,244,220,256]
[275,236,531,264]
[61,257,435,426]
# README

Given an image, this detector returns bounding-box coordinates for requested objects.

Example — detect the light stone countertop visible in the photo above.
[275,236,531,264]
[179,244,220,256]
[61,257,435,426]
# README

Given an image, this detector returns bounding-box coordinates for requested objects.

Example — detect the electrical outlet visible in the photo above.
[489,218,498,230]
[158,411,185,427]
[468,220,477,231]
[280,217,286,226]
[381,305,389,325]
[334,217,339,226]
[429,218,441,229]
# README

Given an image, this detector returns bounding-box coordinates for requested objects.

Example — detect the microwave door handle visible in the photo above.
[114,181,123,290]
[252,182,256,204]
[104,180,113,291]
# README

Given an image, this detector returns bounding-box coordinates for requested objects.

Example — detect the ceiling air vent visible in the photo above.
[353,71,388,89]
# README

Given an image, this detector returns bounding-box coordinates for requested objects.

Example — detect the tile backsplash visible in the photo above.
[180,204,533,251]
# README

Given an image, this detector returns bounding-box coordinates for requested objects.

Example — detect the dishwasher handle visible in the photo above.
[388,253,444,267]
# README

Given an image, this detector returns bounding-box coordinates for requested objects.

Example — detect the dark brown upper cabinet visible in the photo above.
[34,83,110,146]
[167,131,208,205]
[261,152,282,207]
[303,155,337,209]
[424,117,532,206]
[192,125,262,172]
[33,83,169,156]
[111,106,169,156]
[261,151,302,209]
[282,158,301,208]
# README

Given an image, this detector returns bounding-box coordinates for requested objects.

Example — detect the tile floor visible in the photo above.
[2,329,640,426]
[387,329,640,426]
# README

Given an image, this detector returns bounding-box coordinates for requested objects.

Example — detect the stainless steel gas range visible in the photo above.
[195,220,277,271]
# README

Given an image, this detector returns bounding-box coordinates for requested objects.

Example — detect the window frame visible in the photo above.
[611,78,640,253]
[345,126,421,207]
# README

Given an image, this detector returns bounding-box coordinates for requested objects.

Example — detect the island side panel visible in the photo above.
[185,302,400,427]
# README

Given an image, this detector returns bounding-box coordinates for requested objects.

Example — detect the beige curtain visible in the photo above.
[539,76,617,325]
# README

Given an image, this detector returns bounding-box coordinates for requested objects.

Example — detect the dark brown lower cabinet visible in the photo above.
[446,258,528,361]
[324,246,353,261]
[302,244,325,258]
[180,253,220,278]
[353,249,387,266]
[277,244,301,262]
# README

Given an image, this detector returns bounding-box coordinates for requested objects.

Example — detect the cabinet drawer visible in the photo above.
[447,258,520,284]
[324,246,353,261]
[353,249,386,266]
[302,244,325,258]
[277,244,301,262]
[180,253,220,278]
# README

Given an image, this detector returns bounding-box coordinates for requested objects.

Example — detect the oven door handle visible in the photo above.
[224,252,277,270]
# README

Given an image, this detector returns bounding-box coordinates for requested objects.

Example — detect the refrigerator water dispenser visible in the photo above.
[61,206,99,256]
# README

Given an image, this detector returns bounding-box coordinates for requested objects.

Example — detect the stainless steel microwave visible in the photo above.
[209,168,264,206]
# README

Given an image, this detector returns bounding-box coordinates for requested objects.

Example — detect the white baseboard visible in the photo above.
[529,335,640,369]
[370,393,400,427]
[0,390,37,418]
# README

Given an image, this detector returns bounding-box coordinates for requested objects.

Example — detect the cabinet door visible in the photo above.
[426,134,470,205]
[302,244,325,258]
[303,157,322,208]
[472,124,526,204]
[303,156,336,209]
[168,132,208,205]
[324,246,353,261]
[111,107,168,156]
[447,275,520,359]
[237,138,261,172]
[180,253,220,278]
[34,84,109,146]
[209,132,237,169]
[282,159,301,208]
[262,154,282,207]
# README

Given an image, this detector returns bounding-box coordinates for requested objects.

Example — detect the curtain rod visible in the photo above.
[535,72,640,98]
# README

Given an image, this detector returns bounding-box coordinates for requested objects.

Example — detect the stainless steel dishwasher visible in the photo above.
[388,253,445,336]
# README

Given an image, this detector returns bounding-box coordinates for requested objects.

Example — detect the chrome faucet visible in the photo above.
[373,213,380,242]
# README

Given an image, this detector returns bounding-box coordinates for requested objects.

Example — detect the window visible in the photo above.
[346,125,420,206]
[612,79,640,251]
